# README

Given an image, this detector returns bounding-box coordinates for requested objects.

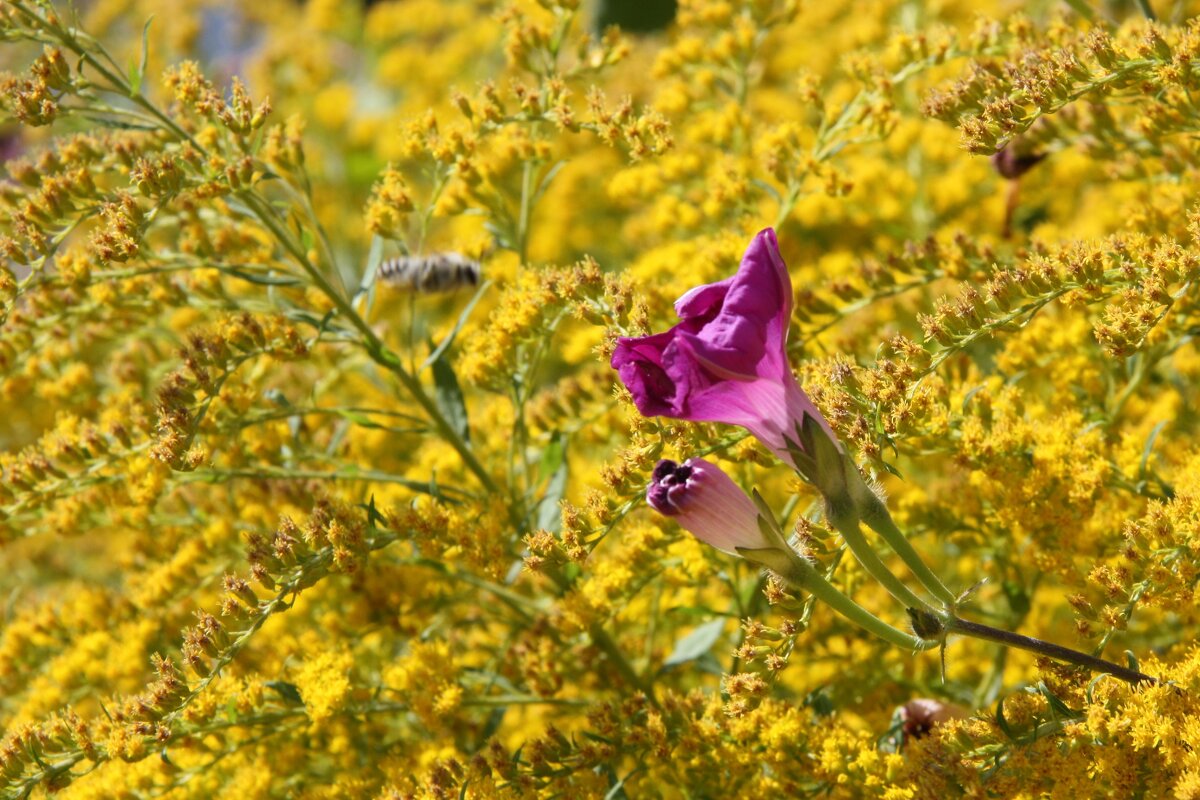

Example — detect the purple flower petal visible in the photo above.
[675,277,733,320]
[611,228,837,467]
[611,330,678,417]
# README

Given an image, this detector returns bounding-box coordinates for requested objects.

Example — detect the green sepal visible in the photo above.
[782,425,818,482]
[790,413,885,527]
[749,488,779,530]
[846,461,890,528]
[755,514,778,550]
[794,414,856,516]
[806,415,847,491]
[735,546,798,578]
[749,488,789,551]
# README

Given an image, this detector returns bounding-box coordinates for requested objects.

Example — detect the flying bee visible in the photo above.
[376,252,481,293]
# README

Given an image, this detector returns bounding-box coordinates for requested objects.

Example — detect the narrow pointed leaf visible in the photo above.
[423,279,491,369]
[663,618,726,668]
[536,433,568,533]
[431,355,470,444]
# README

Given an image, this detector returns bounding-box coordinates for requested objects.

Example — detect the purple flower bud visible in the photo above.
[646,458,769,556]
[612,229,838,469]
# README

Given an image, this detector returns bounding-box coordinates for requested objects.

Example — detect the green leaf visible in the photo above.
[263,388,291,408]
[359,234,384,314]
[803,685,835,716]
[1036,681,1080,720]
[539,432,566,479]
[1139,420,1168,477]
[335,409,384,429]
[877,459,903,478]
[961,383,987,413]
[326,407,425,434]
[221,266,303,286]
[286,309,341,333]
[750,178,783,203]
[994,695,1015,741]
[431,355,470,444]
[422,279,491,369]
[128,15,154,95]
[1001,580,1031,617]
[361,494,387,527]
[603,766,634,800]
[1060,0,1096,21]
[664,605,732,621]
[663,618,726,668]
[532,160,568,206]
[478,707,507,743]
[536,433,567,533]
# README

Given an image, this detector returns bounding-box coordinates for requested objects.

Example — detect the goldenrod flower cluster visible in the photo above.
[4,0,1200,797]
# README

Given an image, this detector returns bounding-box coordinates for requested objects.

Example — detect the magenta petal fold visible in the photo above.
[611,228,834,466]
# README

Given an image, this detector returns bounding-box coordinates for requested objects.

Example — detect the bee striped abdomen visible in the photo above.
[377,253,481,293]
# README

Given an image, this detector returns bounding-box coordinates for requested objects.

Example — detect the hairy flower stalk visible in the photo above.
[941,616,1153,686]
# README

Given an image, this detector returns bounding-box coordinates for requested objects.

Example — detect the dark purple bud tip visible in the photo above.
[648,459,692,516]
[652,459,679,482]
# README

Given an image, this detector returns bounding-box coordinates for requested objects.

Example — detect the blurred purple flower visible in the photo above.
[647,458,767,555]
[611,228,835,466]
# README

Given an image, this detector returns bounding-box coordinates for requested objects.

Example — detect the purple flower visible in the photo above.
[611,228,835,466]
[647,458,768,555]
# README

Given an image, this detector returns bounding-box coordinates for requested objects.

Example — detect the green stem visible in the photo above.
[590,622,657,699]
[833,438,956,606]
[516,158,535,265]
[796,416,942,615]
[827,503,935,615]
[1107,347,1160,424]
[414,557,541,620]
[775,549,935,652]
[856,498,957,606]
